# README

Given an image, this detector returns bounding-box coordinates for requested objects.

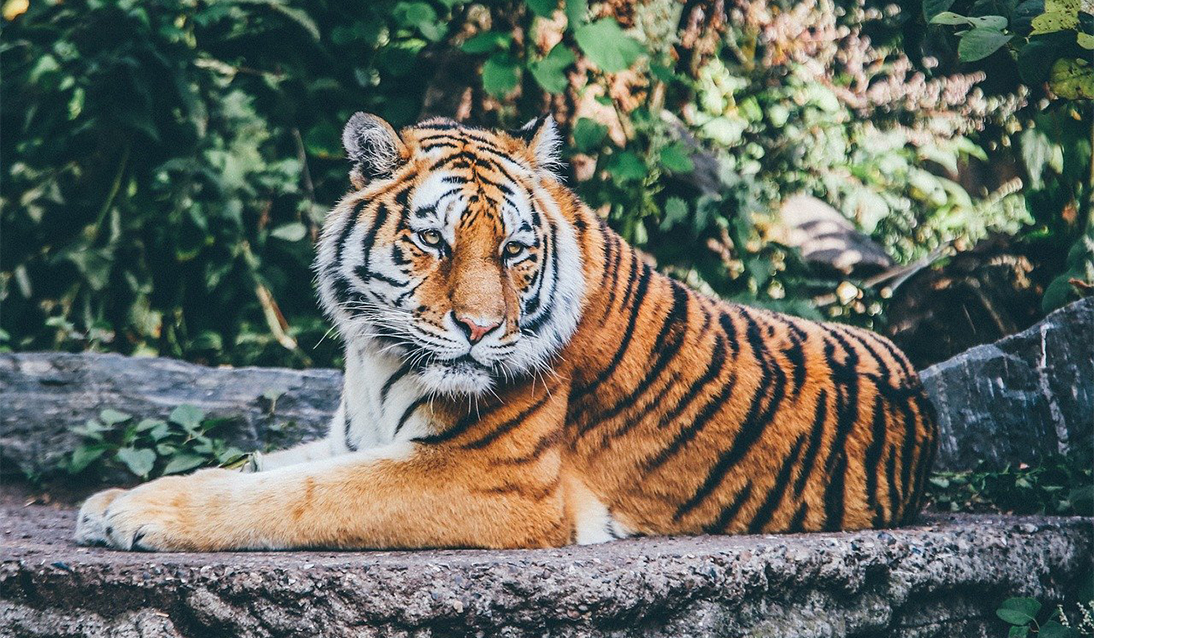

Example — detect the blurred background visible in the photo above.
[0,0,1093,371]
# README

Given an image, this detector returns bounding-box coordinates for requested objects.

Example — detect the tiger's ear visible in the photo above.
[343,112,403,189]
[515,115,563,178]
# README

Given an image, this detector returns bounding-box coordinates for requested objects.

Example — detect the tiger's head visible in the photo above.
[315,114,585,397]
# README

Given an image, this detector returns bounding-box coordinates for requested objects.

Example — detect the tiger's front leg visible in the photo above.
[75,395,571,551]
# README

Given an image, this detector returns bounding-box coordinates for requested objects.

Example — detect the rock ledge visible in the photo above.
[1,502,1092,638]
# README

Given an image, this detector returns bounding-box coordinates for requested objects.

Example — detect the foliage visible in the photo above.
[915,0,1094,312]
[997,580,1094,637]
[924,451,1093,516]
[63,404,247,481]
[3,0,1050,365]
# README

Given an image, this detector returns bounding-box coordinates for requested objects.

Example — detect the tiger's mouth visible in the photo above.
[437,354,488,372]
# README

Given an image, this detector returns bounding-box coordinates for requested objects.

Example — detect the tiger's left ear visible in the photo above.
[515,115,563,178]
[343,112,404,189]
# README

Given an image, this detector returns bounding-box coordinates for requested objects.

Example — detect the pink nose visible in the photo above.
[452,312,502,344]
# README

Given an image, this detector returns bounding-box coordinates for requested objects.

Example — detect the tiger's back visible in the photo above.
[558,223,937,539]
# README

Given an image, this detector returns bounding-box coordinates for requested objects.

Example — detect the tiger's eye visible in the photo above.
[419,230,443,247]
[504,242,525,257]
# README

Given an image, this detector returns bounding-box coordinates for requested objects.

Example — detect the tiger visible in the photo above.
[74,114,937,551]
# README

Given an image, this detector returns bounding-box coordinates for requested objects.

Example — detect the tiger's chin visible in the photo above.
[416,358,496,397]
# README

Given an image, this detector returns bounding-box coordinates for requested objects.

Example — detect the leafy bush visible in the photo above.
[2,0,1071,365]
[64,404,247,481]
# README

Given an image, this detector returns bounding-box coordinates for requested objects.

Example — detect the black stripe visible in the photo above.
[704,482,754,533]
[886,445,901,523]
[643,369,739,472]
[567,260,653,411]
[380,365,412,403]
[790,388,830,529]
[581,280,690,435]
[651,330,728,433]
[864,393,889,527]
[464,393,553,450]
[782,324,808,399]
[745,429,808,533]
[817,331,862,532]
[343,407,357,452]
[393,397,425,437]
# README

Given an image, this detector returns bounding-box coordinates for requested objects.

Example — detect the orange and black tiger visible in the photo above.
[75,114,938,551]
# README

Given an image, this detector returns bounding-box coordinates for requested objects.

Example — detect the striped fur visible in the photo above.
[74,116,937,551]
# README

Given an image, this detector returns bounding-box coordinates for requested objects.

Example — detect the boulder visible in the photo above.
[920,298,1093,471]
[0,353,339,480]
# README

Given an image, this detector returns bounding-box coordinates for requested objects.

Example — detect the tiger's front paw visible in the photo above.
[74,488,127,546]
[76,470,229,552]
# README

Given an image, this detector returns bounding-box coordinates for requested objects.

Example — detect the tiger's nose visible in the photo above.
[451,312,502,344]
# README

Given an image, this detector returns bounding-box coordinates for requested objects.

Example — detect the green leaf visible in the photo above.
[1076,32,1093,49]
[68,446,107,474]
[997,598,1041,625]
[100,409,133,425]
[460,32,511,54]
[525,0,558,18]
[169,404,206,430]
[482,54,521,97]
[135,418,166,433]
[162,453,207,475]
[1031,0,1081,35]
[149,421,173,441]
[959,29,1013,62]
[270,222,307,242]
[996,609,1035,625]
[529,43,576,93]
[573,117,608,152]
[931,12,1008,31]
[1039,622,1077,638]
[565,0,588,29]
[659,144,694,173]
[574,18,646,73]
[923,0,956,21]
[661,197,689,230]
[115,447,156,478]
[1048,57,1093,99]
[609,151,647,183]
[1008,626,1030,638]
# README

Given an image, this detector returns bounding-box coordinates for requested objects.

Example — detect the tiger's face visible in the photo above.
[315,114,585,397]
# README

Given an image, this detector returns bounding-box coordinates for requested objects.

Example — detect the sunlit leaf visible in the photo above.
[574,18,645,73]
[116,447,156,478]
[482,54,520,97]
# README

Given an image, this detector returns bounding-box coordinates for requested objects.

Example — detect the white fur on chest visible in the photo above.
[338,348,433,454]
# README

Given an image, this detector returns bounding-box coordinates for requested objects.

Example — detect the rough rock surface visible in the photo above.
[0,353,340,480]
[0,497,1092,638]
[919,298,1093,471]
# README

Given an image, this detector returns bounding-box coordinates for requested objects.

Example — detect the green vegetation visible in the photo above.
[925,451,1093,516]
[62,405,248,482]
[2,0,1093,366]
[997,584,1094,637]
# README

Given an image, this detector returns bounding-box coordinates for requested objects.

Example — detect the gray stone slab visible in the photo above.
[0,500,1092,638]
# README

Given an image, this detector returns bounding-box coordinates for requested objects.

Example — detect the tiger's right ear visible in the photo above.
[342,112,404,189]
